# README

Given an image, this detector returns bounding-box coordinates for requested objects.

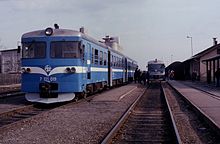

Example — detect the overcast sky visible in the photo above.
[1,0,220,69]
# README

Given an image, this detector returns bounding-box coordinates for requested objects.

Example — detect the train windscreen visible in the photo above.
[148,64,165,71]
[51,41,80,58]
[22,42,46,58]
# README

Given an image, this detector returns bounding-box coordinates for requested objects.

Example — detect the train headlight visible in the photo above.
[66,67,71,73]
[22,67,31,73]
[71,67,76,73]
[21,68,26,73]
[26,68,31,73]
[66,67,76,73]
[45,27,53,36]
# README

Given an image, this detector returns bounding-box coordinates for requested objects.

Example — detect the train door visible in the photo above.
[86,43,91,80]
[108,50,112,87]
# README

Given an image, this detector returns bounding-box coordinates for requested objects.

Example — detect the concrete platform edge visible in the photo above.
[167,81,220,137]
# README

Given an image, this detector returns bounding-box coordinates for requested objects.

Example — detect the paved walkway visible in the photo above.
[168,80,220,129]
[180,81,220,97]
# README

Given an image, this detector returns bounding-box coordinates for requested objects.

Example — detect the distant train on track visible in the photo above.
[20,25,137,104]
[147,59,165,81]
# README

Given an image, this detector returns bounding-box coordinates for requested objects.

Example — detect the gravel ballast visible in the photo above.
[0,84,145,144]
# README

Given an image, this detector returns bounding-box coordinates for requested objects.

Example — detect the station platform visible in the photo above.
[168,80,220,129]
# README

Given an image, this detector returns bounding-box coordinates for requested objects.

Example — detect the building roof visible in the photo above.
[184,43,220,62]
[192,43,220,59]
[0,48,17,53]
[202,55,220,62]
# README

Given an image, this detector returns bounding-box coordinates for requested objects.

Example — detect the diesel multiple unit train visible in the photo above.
[147,59,166,81]
[20,26,137,104]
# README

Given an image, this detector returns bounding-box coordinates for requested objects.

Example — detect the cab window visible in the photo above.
[22,42,46,58]
[51,41,80,58]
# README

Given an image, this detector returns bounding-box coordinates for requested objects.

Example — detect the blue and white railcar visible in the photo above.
[127,57,137,82]
[107,50,137,86]
[21,27,109,103]
[147,59,165,81]
[20,26,137,104]
[108,49,125,86]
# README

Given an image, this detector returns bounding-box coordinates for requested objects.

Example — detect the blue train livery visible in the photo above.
[20,26,137,103]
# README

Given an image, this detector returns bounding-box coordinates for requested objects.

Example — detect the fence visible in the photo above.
[0,73,21,85]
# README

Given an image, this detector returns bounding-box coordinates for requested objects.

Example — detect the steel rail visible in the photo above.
[0,91,24,99]
[161,83,182,144]
[0,104,34,118]
[101,88,146,144]
[0,89,98,129]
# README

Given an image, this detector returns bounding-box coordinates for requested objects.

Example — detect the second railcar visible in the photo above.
[147,59,165,81]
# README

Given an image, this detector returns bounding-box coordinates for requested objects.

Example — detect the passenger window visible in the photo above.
[94,49,98,65]
[111,55,114,66]
[86,44,91,64]
[104,52,107,66]
[92,48,94,64]
[100,51,103,65]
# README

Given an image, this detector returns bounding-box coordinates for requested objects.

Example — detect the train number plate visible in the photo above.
[40,76,57,82]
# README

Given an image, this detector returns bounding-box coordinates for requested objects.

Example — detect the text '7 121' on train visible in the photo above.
[19,25,137,104]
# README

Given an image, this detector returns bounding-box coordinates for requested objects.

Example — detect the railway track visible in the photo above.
[0,91,97,129]
[102,82,180,143]
[0,85,119,129]
[0,90,24,99]
[0,104,54,128]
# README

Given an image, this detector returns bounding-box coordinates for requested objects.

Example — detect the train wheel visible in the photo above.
[83,91,87,99]
[74,95,79,102]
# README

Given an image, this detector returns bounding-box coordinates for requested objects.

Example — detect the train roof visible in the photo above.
[148,59,165,65]
[22,28,108,49]
[126,56,137,63]
[107,47,137,63]
[21,27,137,63]
[22,29,81,38]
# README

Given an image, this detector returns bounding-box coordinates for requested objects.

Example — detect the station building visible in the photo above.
[0,49,21,85]
[183,38,220,85]
[0,48,21,73]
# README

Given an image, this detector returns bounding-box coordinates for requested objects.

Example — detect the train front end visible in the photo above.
[21,28,85,103]
[148,60,166,81]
